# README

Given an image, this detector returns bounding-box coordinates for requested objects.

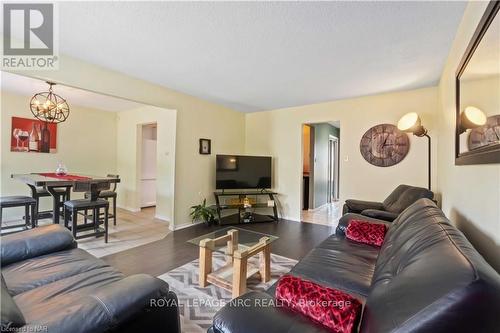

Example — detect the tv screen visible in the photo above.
[216,155,272,190]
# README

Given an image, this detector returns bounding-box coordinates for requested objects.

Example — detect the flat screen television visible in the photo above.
[216,155,272,190]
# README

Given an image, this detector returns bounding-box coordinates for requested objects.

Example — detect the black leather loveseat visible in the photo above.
[1,225,180,333]
[210,199,500,333]
[343,184,434,221]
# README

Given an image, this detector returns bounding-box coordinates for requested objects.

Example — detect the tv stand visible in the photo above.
[213,190,279,225]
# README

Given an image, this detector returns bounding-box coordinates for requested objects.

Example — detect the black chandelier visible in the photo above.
[30,82,70,123]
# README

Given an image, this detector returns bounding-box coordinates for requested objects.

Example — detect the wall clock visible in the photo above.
[468,115,500,151]
[360,124,410,167]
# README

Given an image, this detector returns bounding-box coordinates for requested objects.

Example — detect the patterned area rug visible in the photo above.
[158,252,298,333]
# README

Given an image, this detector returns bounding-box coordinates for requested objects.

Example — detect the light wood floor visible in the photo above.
[78,207,170,257]
[1,207,171,258]
[301,202,341,226]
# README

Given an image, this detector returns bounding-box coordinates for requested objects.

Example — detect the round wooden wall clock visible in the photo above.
[468,115,500,151]
[360,124,410,167]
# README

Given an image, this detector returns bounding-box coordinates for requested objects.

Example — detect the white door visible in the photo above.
[141,133,157,207]
[328,136,339,202]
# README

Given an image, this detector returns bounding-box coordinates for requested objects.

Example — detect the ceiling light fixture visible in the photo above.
[30,82,70,123]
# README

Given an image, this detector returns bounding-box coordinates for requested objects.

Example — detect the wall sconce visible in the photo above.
[458,106,486,134]
[397,112,431,190]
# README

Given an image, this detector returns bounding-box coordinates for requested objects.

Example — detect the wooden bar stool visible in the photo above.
[27,184,69,222]
[0,196,37,234]
[63,199,109,243]
[84,174,119,225]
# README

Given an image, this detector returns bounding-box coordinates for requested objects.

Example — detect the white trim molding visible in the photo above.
[170,220,204,231]
[116,205,141,213]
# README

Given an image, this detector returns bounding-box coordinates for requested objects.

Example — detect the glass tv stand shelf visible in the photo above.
[213,191,279,225]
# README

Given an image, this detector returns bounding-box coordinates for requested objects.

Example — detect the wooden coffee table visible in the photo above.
[188,227,278,298]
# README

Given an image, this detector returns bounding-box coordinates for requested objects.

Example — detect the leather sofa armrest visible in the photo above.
[90,274,179,332]
[336,213,391,236]
[361,209,399,222]
[1,225,77,267]
[343,199,384,214]
[212,291,330,333]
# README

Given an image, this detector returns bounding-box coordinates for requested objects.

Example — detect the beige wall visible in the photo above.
[8,55,246,229]
[245,87,438,221]
[116,105,176,225]
[0,90,117,218]
[436,1,500,272]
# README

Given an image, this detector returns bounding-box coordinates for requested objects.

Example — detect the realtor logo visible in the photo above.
[2,3,58,69]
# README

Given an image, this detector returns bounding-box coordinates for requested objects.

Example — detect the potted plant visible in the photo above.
[190,199,216,225]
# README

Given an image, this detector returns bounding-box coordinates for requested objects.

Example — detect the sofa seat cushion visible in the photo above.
[2,248,116,296]
[213,291,332,333]
[13,267,123,332]
[1,275,25,328]
[283,235,379,298]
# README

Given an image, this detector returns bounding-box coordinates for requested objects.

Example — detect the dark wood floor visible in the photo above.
[101,220,336,276]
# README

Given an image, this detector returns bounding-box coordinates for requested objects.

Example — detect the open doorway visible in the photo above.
[140,123,157,209]
[328,135,339,203]
[301,121,341,225]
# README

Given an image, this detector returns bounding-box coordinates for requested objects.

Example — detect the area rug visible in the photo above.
[157,252,298,333]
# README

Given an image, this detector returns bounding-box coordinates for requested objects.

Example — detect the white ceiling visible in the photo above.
[12,2,468,112]
[1,71,144,112]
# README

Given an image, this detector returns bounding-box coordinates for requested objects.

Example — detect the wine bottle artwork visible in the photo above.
[11,117,57,153]
[29,123,39,152]
[41,122,50,153]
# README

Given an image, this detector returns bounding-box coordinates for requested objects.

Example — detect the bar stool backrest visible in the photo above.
[107,174,119,192]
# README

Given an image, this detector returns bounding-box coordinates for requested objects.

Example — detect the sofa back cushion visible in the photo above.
[361,199,500,333]
[1,275,25,329]
[382,185,433,213]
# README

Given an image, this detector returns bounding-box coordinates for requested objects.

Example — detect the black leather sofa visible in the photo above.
[342,184,434,221]
[1,225,180,333]
[210,199,500,333]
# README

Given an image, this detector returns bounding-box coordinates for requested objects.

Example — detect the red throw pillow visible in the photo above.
[275,275,362,333]
[346,220,386,247]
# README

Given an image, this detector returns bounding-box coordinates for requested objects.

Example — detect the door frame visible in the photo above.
[327,135,339,202]
[137,122,158,209]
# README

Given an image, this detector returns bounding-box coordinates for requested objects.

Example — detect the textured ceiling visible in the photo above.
[51,2,467,112]
[1,72,144,112]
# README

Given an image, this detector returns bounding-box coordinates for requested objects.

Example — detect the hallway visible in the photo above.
[301,202,341,226]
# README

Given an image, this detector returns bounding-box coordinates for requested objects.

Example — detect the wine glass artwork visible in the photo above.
[18,130,29,152]
[11,117,58,153]
[12,128,22,151]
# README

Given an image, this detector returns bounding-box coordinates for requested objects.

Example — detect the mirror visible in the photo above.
[456,1,500,165]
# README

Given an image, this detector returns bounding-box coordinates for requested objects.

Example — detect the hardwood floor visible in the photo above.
[101,219,336,277]
[301,201,342,226]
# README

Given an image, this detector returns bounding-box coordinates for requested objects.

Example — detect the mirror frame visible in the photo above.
[455,0,500,165]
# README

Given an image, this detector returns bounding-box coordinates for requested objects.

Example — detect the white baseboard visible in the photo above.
[282,215,301,223]
[309,203,328,212]
[170,220,203,231]
[154,214,169,222]
[116,205,140,213]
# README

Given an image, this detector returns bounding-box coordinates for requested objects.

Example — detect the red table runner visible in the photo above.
[38,173,91,181]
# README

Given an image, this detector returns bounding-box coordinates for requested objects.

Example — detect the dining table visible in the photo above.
[11,173,121,224]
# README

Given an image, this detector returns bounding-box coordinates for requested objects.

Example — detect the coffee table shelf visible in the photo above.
[188,227,278,298]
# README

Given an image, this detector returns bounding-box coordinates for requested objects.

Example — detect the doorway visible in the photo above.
[328,135,339,202]
[301,121,341,225]
[140,123,157,208]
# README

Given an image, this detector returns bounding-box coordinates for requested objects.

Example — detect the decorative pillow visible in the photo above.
[275,275,362,333]
[1,275,26,329]
[345,220,386,247]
